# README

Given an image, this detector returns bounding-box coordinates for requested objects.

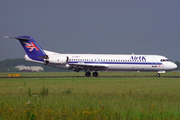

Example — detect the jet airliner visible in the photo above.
[5,36,177,77]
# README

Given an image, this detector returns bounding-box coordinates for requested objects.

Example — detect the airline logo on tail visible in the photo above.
[25,42,40,51]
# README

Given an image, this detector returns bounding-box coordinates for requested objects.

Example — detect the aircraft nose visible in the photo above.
[172,63,177,69]
[164,62,177,70]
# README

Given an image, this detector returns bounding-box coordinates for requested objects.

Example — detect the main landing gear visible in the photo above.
[85,72,98,77]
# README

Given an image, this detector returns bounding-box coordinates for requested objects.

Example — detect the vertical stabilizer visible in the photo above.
[6,36,46,62]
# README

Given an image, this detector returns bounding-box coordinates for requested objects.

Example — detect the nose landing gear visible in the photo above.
[156,73,160,77]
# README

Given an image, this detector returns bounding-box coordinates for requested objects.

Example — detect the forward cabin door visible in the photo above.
[152,58,157,68]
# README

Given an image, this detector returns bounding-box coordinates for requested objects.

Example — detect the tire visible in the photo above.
[85,72,91,77]
[156,73,160,77]
[93,72,98,77]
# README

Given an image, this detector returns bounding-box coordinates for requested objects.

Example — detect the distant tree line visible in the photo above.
[0,58,69,72]
[0,58,179,72]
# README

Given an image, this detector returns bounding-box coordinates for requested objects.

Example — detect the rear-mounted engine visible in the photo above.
[44,56,69,65]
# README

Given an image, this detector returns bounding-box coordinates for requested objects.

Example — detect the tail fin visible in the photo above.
[5,36,46,62]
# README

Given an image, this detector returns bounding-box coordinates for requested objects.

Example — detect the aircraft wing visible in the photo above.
[68,63,109,72]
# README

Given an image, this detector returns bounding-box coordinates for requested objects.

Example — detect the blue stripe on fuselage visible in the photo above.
[68,61,162,65]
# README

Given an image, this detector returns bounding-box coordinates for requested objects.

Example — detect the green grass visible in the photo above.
[0,72,180,119]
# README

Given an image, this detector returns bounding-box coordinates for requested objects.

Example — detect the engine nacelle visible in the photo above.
[44,56,68,65]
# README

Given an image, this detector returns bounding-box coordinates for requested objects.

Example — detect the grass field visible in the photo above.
[0,72,180,119]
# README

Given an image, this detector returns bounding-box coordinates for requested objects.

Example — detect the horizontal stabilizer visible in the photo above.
[4,36,30,41]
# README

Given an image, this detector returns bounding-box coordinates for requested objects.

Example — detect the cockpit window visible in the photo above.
[160,59,170,62]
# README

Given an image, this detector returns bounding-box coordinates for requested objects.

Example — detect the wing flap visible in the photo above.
[68,63,108,72]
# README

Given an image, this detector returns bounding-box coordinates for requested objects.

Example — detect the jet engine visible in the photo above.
[44,55,69,65]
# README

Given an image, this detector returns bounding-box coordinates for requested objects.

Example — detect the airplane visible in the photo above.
[5,36,177,77]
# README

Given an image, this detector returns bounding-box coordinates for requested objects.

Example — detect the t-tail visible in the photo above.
[5,36,47,62]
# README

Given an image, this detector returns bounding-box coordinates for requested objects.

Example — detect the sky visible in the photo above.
[0,0,180,62]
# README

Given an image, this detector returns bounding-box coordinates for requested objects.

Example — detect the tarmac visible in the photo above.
[1,76,180,78]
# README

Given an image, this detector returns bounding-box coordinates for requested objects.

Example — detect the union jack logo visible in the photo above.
[25,42,40,51]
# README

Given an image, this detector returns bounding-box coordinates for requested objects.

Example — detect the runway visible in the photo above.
[1,76,180,78]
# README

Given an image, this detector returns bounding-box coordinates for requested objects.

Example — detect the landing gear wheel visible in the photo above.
[85,72,91,77]
[156,73,160,77]
[93,72,98,77]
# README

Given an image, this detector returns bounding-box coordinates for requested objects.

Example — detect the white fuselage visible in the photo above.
[7,35,177,77]
[25,50,177,72]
